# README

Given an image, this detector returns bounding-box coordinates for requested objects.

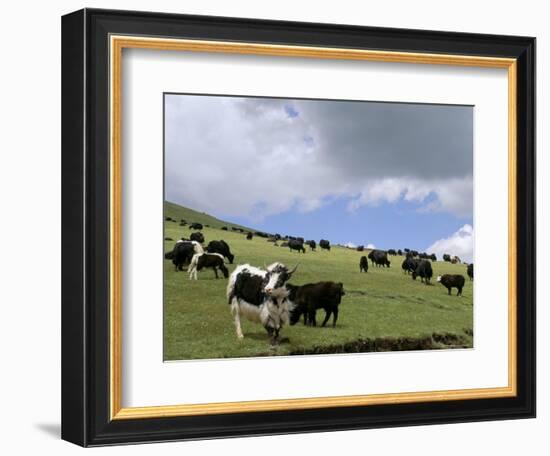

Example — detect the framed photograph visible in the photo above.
[62,8,535,446]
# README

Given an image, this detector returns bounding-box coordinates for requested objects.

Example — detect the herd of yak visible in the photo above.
[164,216,473,345]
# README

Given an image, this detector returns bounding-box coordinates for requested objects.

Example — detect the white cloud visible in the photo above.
[346,176,473,217]
[343,242,357,248]
[426,225,474,263]
[366,243,376,249]
[165,95,473,221]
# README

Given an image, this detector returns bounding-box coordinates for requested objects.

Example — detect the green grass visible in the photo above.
[163,201,473,360]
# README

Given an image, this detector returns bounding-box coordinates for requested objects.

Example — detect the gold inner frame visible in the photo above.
[109,35,517,420]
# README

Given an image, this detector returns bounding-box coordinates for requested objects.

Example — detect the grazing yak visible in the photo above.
[397,249,403,256]
[412,259,433,284]
[190,232,205,244]
[401,257,418,274]
[287,281,345,327]
[206,240,234,264]
[368,249,390,267]
[189,222,203,230]
[467,263,474,281]
[388,249,397,256]
[357,245,365,252]
[430,253,437,261]
[221,226,228,231]
[188,253,229,280]
[437,274,466,296]
[319,239,331,251]
[246,232,253,240]
[227,262,298,344]
[166,240,204,271]
[451,255,462,264]
[443,253,452,262]
[359,256,369,273]
[306,240,316,251]
[288,239,306,253]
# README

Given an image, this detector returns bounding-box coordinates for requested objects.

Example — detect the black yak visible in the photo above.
[167,240,203,271]
[190,232,205,244]
[368,250,390,267]
[207,240,234,264]
[319,239,331,251]
[412,259,433,284]
[359,256,369,273]
[288,239,305,253]
[437,274,466,296]
[467,263,474,281]
[402,257,418,274]
[287,281,345,327]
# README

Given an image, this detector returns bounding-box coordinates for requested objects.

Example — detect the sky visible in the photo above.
[165,94,474,262]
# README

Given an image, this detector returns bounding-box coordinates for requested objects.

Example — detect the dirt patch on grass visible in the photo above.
[289,332,470,355]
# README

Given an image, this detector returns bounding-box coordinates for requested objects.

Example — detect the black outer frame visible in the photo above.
[61,8,536,447]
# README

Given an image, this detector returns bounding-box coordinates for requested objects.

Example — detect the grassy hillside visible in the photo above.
[163,201,473,360]
[164,201,253,232]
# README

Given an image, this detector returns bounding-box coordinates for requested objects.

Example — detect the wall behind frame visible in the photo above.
[0,1,544,455]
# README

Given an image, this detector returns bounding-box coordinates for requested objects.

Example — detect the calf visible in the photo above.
[227,262,297,344]
[207,240,234,264]
[188,253,229,280]
[412,259,433,284]
[437,274,466,296]
[306,240,317,251]
[287,282,345,327]
[359,256,369,273]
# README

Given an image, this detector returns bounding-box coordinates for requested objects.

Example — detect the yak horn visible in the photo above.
[289,263,299,275]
